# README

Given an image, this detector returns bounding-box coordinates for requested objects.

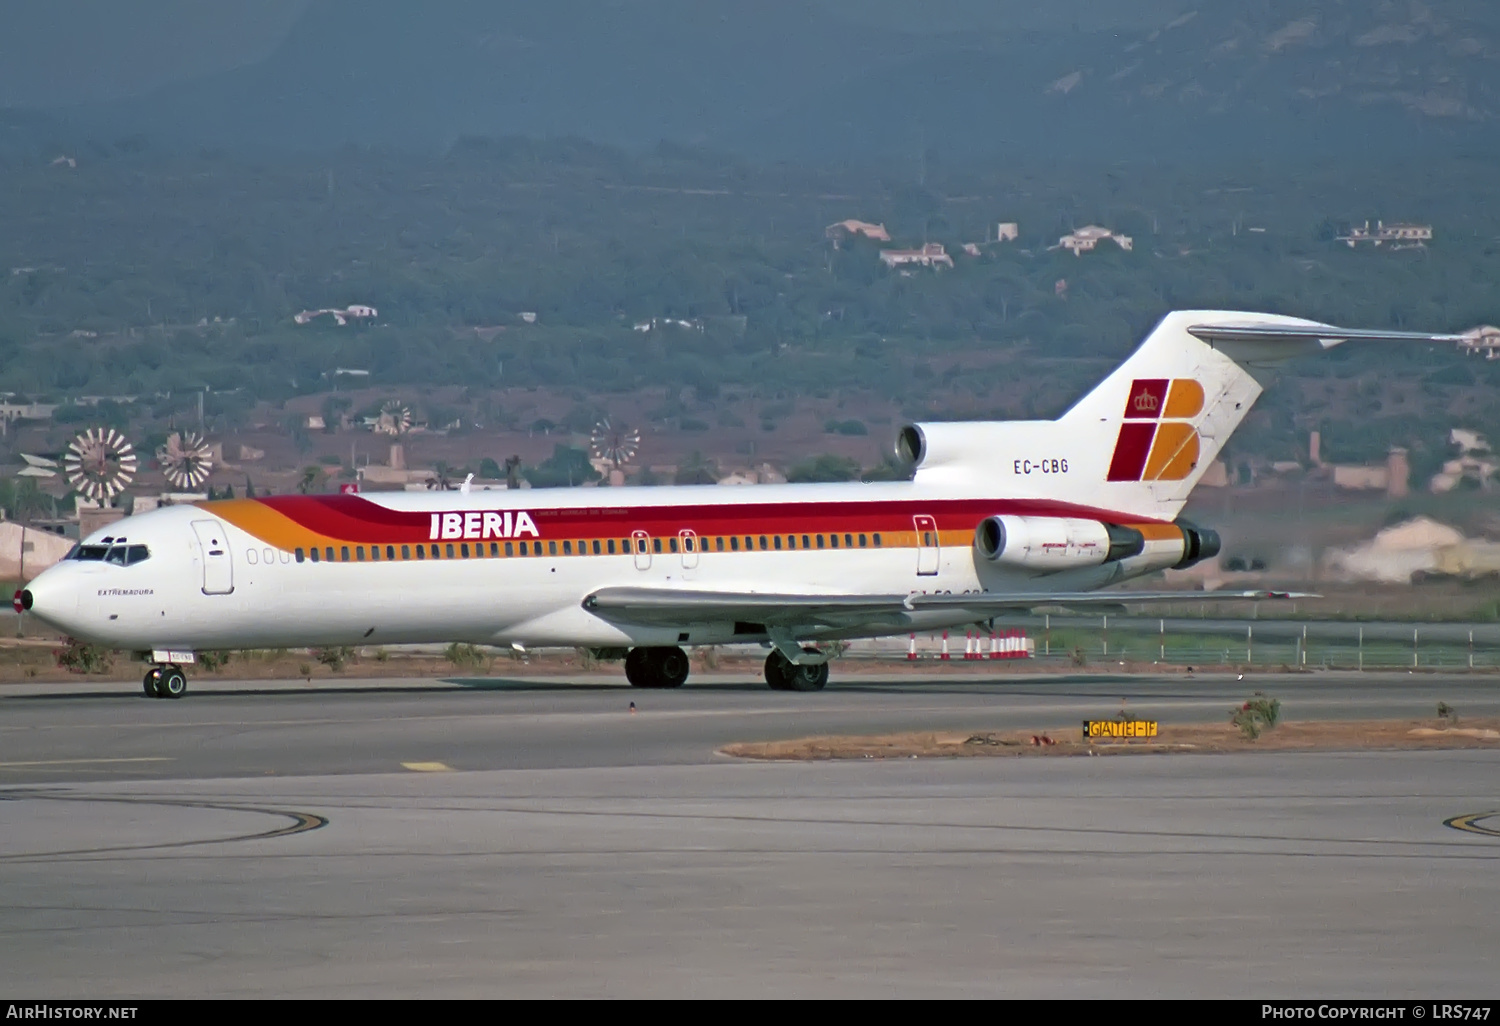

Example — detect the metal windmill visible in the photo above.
[589,418,641,471]
[376,400,412,436]
[156,431,214,490]
[64,427,138,505]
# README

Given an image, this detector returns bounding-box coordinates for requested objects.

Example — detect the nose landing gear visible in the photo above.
[143,665,188,699]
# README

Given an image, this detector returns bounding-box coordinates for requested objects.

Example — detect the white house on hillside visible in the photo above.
[1054,226,1133,255]
[879,243,954,269]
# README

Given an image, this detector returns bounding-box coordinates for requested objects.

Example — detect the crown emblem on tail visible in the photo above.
[1108,378,1205,482]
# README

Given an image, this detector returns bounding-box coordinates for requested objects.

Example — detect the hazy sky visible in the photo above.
[0,0,308,107]
[0,0,1187,108]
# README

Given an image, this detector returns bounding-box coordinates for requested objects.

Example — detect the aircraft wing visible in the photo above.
[581,587,1313,630]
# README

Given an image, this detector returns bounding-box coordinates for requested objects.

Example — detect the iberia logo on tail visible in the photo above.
[1106,378,1204,482]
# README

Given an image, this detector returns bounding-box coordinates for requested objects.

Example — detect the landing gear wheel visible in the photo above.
[764,651,829,692]
[652,646,689,689]
[765,651,792,691]
[142,668,163,698]
[158,667,188,699]
[624,646,690,688]
[624,648,650,687]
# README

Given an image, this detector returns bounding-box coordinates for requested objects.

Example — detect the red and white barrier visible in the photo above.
[900,629,1033,661]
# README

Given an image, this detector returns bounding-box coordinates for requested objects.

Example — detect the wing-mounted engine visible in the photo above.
[974,515,1144,571]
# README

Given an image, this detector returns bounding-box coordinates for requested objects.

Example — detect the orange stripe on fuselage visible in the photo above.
[196,499,353,553]
[192,496,1182,556]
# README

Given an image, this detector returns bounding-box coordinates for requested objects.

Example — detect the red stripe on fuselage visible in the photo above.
[215,493,1170,545]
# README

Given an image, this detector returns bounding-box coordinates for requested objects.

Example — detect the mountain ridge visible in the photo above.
[12,1,1500,161]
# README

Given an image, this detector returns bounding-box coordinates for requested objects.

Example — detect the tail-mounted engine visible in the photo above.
[974,515,1145,571]
[1174,520,1221,569]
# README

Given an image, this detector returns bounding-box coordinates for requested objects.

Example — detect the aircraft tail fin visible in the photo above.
[905,311,1461,521]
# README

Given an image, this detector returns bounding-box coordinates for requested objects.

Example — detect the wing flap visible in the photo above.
[582,587,1313,630]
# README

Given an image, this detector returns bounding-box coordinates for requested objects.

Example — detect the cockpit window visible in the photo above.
[69,544,149,565]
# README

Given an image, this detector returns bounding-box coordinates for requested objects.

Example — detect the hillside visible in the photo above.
[17,1,1500,161]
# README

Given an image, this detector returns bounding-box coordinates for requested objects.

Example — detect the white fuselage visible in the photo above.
[23,480,1189,653]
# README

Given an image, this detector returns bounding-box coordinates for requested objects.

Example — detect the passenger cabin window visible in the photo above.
[445,544,455,558]
[652,538,662,554]
[859,534,868,547]
[296,547,306,563]
[401,545,411,560]
[607,539,616,554]
[759,536,768,550]
[562,541,572,555]
[774,536,782,550]
[325,547,335,562]
[816,535,825,549]
[668,538,678,553]
[592,540,601,555]
[548,541,557,556]
[844,534,853,548]
[505,542,514,557]
[341,546,351,561]
[356,546,365,561]
[830,534,840,548]
[415,546,425,560]
[310,548,320,563]
[370,546,379,561]
[715,537,724,552]
[730,537,739,551]
[873,533,883,547]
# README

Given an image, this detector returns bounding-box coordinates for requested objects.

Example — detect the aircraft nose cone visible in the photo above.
[18,569,79,626]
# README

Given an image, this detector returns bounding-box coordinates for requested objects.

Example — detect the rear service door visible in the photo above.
[191,520,235,595]
[913,515,939,576]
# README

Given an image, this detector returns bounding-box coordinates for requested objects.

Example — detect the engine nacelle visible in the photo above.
[974,515,1145,571]
[1174,521,1222,569]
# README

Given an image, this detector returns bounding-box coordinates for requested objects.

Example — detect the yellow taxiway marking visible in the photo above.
[0,757,174,768]
[401,761,453,772]
[1445,811,1500,838]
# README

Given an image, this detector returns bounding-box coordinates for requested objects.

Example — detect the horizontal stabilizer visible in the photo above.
[1187,323,1466,348]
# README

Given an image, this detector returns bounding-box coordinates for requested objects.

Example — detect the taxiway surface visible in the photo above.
[2,671,1497,997]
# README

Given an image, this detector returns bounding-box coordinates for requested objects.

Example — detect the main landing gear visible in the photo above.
[624,646,690,689]
[143,665,188,699]
[764,650,828,692]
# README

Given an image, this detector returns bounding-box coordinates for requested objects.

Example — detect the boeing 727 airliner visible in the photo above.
[19,311,1462,697]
